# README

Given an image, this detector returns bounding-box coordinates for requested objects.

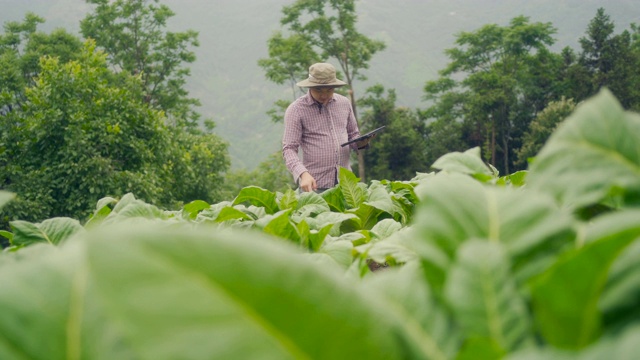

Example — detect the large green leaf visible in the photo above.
[370,218,403,240]
[278,189,298,211]
[85,196,117,228]
[0,225,430,359]
[295,191,330,217]
[530,212,640,350]
[10,218,84,246]
[411,173,576,290]
[365,181,401,219]
[363,262,460,360]
[182,200,210,220]
[506,323,640,360]
[261,209,300,243]
[338,167,366,209]
[320,186,345,212]
[356,227,419,265]
[233,186,279,215]
[528,89,640,209]
[215,206,252,222]
[294,211,359,237]
[347,203,384,230]
[431,147,495,181]
[445,241,533,353]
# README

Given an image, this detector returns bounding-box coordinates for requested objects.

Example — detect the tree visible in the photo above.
[358,85,428,180]
[81,0,201,129]
[259,0,385,181]
[1,40,230,227]
[516,97,576,167]
[1,41,172,223]
[423,16,558,174]
[0,13,82,114]
[80,0,230,203]
[578,8,640,109]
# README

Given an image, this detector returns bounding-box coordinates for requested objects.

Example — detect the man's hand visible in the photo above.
[355,133,377,149]
[299,172,317,192]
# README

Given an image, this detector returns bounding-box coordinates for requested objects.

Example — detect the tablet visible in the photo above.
[340,126,386,147]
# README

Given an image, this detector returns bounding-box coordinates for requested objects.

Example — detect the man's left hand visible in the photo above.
[356,134,376,149]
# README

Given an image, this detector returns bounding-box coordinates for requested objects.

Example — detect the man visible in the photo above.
[282,62,372,192]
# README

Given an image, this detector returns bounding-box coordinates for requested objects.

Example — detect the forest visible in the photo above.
[1,0,640,359]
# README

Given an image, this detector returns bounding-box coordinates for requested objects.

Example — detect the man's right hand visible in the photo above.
[299,172,317,192]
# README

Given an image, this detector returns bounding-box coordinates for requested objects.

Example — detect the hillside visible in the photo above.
[1,0,639,169]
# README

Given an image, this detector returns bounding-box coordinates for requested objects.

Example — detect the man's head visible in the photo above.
[297,63,347,105]
[296,63,347,88]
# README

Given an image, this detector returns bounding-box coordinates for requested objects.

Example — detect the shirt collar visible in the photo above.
[303,91,334,107]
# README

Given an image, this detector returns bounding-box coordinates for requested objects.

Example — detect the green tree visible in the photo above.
[80,0,230,204]
[1,41,173,223]
[81,0,200,129]
[0,13,82,113]
[358,85,428,180]
[516,97,576,167]
[259,0,385,181]
[578,8,640,109]
[423,16,558,174]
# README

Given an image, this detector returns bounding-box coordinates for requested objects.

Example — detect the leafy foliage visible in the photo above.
[358,85,430,181]
[0,5,230,227]
[2,14,640,360]
[81,0,201,129]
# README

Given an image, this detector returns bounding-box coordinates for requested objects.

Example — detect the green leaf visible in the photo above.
[445,241,532,352]
[233,186,279,215]
[370,218,403,241]
[182,200,210,220]
[357,227,419,265]
[495,170,527,187]
[85,196,116,228]
[0,231,13,243]
[363,263,460,360]
[0,191,15,210]
[215,206,252,222]
[455,337,506,360]
[297,211,359,237]
[309,224,334,252]
[365,182,400,218]
[278,189,298,211]
[347,203,384,231]
[528,89,640,209]
[319,240,353,268]
[10,218,84,246]
[531,213,639,349]
[338,167,366,209]
[599,214,640,330]
[262,209,300,243]
[320,186,345,212]
[411,173,576,291]
[431,147,494,179]
[506,323,640,360]
[295,191,330,217]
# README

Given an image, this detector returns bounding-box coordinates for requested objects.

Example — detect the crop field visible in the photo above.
[1,89,639,359]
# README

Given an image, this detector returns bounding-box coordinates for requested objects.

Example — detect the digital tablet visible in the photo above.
[340,126,386,147]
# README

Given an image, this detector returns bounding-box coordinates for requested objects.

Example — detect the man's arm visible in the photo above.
[282,105,313,187]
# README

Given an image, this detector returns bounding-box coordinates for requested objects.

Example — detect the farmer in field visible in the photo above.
[282,62,372,192]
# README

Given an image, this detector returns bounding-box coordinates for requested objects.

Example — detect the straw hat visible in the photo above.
[296,63,347,88]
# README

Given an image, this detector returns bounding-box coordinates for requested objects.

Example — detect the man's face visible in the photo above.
[309,86,337,105]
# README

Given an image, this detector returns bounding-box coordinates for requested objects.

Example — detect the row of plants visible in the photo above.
[0,89,639,359]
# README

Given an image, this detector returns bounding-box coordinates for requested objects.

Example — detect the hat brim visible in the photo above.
[296,78,348,88]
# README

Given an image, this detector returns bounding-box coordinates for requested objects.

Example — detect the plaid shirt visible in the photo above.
[283,92,361,188]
